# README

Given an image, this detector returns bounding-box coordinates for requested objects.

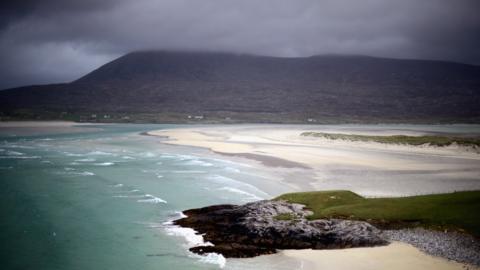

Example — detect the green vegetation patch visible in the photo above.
[275,190,480,236]
[274,213,298,221]
[301,132,480,147]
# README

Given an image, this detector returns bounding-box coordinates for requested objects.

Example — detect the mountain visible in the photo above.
[1,51,480,123]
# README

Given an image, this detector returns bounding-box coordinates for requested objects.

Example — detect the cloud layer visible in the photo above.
[1,0,479,89]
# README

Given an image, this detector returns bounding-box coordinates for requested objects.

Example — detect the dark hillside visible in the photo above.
[1,51,479,123]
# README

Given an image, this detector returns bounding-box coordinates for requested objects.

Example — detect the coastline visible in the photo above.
[281,242,476,270]
[150,124,480,269]
[0,121,98,136]
[149,124,480,197]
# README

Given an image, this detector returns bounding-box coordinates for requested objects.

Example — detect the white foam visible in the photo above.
[7,150,24,156]
[93,162,114,166]
[218,187,263,201]
[64,152,85,157]
[163,211,225,268]
[195,253,226,268]
[0,155,40,159]
[112,195,145,198]
[159,154,176,159]
[41,160,53,164]
[137,194,167,204]
[78,171,95,176]
[64,167,75,171]
[87,151,116,156]
[208,175,269,198]
[156,174,164,178]
[184,160,214,167]
[142,152,157,158]
[122,156,135,160]
[224,167,241,173]
[160,154,199,161]
[75,158,96,162]
[113,183,124,187]
[172,170,207,174]
[5,144,35,149]
[164,225,208,247]
[57,171,95,176]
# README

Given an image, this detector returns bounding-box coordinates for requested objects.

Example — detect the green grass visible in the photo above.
[301,132,480,147]
[274,213,297,221]
[275,190,480,236]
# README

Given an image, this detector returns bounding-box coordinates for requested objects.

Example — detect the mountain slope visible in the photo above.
[1,51,480,123]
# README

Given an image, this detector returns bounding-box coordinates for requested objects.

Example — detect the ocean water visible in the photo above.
[3,123,478,270]
[0,124,296,270]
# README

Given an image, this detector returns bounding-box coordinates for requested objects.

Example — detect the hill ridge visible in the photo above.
[1,51,479,123]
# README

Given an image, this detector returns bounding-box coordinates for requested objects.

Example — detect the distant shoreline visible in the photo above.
[0,121,101,136]
[148,124,480,196]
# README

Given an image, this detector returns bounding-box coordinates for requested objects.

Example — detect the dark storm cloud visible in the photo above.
[1,0,479,89]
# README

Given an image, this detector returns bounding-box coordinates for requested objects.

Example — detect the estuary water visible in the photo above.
[0,124,296,270]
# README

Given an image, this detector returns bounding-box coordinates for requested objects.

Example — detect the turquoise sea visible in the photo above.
[0,124,297,270]
[2,123,480,270]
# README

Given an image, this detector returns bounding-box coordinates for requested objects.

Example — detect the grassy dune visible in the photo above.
[301,132,480,147]
[275,190,480,236]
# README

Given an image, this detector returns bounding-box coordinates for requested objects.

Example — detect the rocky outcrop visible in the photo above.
[174,200,388,258]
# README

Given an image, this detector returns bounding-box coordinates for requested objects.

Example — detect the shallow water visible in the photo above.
[0,124,295,270]
[1,123,479,269]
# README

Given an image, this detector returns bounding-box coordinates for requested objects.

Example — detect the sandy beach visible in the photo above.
[149,124,480,197]
[149,124,480,269]
[281,242,475,270]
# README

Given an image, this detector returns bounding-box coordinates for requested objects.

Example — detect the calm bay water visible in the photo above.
[0,124,294,270]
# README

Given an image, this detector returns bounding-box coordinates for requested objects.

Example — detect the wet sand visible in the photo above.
[149,124,480,197]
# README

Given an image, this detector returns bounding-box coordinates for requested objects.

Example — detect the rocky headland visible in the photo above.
[173,200,388,258]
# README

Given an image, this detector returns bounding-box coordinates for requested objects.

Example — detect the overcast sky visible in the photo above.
[1,0,479,89]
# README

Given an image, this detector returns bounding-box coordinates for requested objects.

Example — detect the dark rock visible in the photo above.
[174,200,388,258]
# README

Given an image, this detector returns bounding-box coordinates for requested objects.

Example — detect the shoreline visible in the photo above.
[0,121,100,136]
[172,192,480,268]
[281,241,477,270]
[213,151,311,169]
[150,124,480,269]
[149,124,480,197]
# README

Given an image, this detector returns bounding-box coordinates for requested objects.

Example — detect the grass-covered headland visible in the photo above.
[301,132,480,147]
[275,190,480,237]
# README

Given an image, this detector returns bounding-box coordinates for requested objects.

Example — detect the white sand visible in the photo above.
[151,125,480,269]
[149,124,480,197]
[281,242,477,270]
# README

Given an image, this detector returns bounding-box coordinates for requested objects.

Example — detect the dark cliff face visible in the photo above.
[173,200,388,258]
[1,51,480,121]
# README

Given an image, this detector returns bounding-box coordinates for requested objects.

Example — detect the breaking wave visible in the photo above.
[137,194,167,204]
[163,212,226,268]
